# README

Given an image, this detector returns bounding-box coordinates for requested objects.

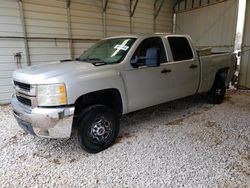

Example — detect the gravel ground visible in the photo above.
[0,91,249,187]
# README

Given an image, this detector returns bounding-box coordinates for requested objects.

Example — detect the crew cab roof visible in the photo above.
[103,33,188,40]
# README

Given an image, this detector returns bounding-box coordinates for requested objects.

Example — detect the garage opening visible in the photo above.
[233,0,246,88]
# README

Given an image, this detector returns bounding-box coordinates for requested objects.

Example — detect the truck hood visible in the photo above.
[13,61,96,84]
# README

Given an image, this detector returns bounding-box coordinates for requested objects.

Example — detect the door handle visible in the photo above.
[161,69,172,74]
[189,64,198,69]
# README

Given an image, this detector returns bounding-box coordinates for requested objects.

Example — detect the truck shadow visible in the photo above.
[117,94,213,142]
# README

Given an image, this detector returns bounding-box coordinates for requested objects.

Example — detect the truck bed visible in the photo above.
[198,52,236,93]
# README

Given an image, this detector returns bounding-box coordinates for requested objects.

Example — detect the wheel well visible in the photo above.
[74,89,123,119]
[216,67,229,81]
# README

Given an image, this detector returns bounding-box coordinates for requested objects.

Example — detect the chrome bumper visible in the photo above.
[11,96,75,138]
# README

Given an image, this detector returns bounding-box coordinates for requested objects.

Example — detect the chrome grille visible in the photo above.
[14,81,31,91]
[16,95,32,106]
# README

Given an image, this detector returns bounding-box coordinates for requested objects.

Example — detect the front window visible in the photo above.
[131,37,167,66]
[77,38,136,65]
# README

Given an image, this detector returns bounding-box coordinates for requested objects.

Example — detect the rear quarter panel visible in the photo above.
[198,53,236,93]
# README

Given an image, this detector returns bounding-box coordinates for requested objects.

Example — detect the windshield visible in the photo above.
[77,38,136,65]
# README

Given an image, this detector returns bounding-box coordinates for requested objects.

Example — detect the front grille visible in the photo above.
[14,81,31,91]
[17,95,32,106]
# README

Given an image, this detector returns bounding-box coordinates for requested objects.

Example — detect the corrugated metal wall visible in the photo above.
[175,0,238,52]
[106,0,130,36]
[133,1,154,34]
[0,0,174,104]
[239,0,250,89]
[70,0,102,57]
[23,0,70,65]
[155,1,173,33]
[0,0,27,104]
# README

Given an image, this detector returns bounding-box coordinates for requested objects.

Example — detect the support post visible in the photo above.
[130,0,138,34]
[192,0,194,8]
[66,0,73,60]
[18,0,30,66]
[102,0,109,37]
[154,0,164,32]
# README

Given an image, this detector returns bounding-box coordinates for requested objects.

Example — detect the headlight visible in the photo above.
[37,83,67,106]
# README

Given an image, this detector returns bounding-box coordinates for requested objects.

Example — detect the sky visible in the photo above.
[236,0,246,33]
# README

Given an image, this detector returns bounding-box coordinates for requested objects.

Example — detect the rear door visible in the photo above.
[164,36,200,99]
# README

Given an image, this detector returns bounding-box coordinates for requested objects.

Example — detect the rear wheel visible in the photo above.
[206,75,226,104]
[77,104,120,153]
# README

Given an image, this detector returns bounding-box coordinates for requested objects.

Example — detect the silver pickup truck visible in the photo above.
[12,34,236,153]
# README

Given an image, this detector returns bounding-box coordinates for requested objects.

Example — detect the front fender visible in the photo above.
[66,70,128,114]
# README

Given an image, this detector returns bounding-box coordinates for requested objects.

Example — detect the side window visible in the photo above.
[168,37,193,61]
[132,37,167,65]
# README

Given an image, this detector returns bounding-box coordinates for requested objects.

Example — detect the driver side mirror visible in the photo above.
[145,48,160,67]
[131,48,160,68]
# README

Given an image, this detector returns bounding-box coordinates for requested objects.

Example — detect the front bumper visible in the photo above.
[11,96,75,138]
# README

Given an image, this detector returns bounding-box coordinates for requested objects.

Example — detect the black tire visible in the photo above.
[207,75,226,104]
[77,104,120,153]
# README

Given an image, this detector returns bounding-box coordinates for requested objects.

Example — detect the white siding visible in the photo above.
[155,1,174,33]
[0,0,26,104]
[175,0,238,52]
[239,0,250,89]
[28,41,70,64]
[23,0,68,38]
[70,0,102,39]
[106,0,130,36]
[23,0,70,65]
[133,0,154,34]
[70,0,102,58]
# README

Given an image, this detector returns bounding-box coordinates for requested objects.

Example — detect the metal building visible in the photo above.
[0,0,249,104]
[239,0,250,89]
[174,0,238,53]
[174,0,249,89]
[0,0,174,104]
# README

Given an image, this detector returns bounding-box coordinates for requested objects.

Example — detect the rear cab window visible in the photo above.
[167,37,194,61]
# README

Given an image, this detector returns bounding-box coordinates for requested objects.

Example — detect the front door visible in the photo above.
[123,37,175,112]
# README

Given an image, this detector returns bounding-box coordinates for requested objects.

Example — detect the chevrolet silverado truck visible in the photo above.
[12,34,236,153]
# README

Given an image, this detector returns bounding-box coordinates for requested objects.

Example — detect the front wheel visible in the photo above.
[77,105,120,153]
[206,75,226,104]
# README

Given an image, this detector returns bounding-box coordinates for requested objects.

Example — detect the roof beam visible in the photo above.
[18,0,31,66]
[154,0,164,19]
[103,0,109,12]
[130,0,139,17]
[66,0,73,59]
[66,0,70,8]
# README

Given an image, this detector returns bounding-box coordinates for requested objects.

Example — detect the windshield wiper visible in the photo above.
[76,57,108,66]
[76,57,102,62]
[60,59,72,62]
[91,61,107,66]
